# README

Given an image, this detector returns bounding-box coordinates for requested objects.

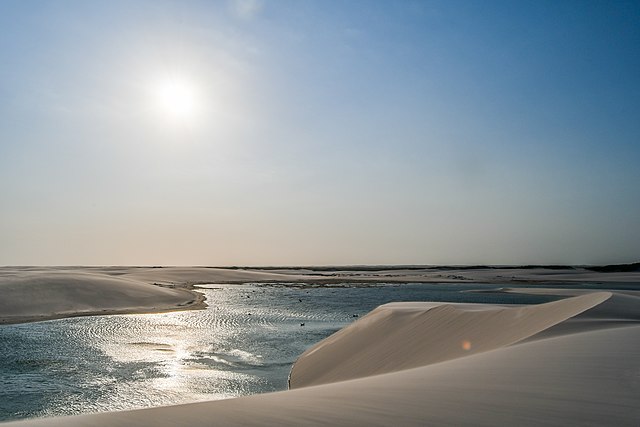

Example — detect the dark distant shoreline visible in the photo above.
[3,262,639,273]
[211,262,640,273]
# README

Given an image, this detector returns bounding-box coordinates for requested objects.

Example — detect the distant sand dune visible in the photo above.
[0,272,205,324]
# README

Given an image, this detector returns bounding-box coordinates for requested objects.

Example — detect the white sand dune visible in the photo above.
[0,272,205,324]
[289,292,610,388]
[487,287,640,342]
[4,289,638,426]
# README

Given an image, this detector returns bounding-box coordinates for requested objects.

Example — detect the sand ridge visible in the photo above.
[288,292,611,388]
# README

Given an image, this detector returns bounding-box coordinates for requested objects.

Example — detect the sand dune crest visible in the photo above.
[289,292,611,388]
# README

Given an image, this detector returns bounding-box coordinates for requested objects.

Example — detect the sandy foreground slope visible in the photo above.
[2,285,638,426]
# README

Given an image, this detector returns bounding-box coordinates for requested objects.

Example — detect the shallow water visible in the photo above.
[0,282,590,421]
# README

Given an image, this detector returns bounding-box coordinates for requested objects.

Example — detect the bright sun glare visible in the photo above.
[154,77,200,123]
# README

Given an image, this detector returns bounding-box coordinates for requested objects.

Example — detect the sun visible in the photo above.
[153,76,200,123]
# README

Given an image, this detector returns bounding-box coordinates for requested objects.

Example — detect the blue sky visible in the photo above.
[1,0,638,265]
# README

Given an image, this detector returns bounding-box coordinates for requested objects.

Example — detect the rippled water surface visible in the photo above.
[0,282,576,421]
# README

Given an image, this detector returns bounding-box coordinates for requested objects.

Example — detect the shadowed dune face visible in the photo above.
[289,292,611,388]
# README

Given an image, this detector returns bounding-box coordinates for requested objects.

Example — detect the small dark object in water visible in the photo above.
[353,314,359,318]
[300,323,305,326]
[298,299,302,302]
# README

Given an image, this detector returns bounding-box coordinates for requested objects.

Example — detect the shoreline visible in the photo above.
[1,265,638,326]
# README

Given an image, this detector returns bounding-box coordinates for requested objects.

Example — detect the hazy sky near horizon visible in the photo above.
[1,0,639,266]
